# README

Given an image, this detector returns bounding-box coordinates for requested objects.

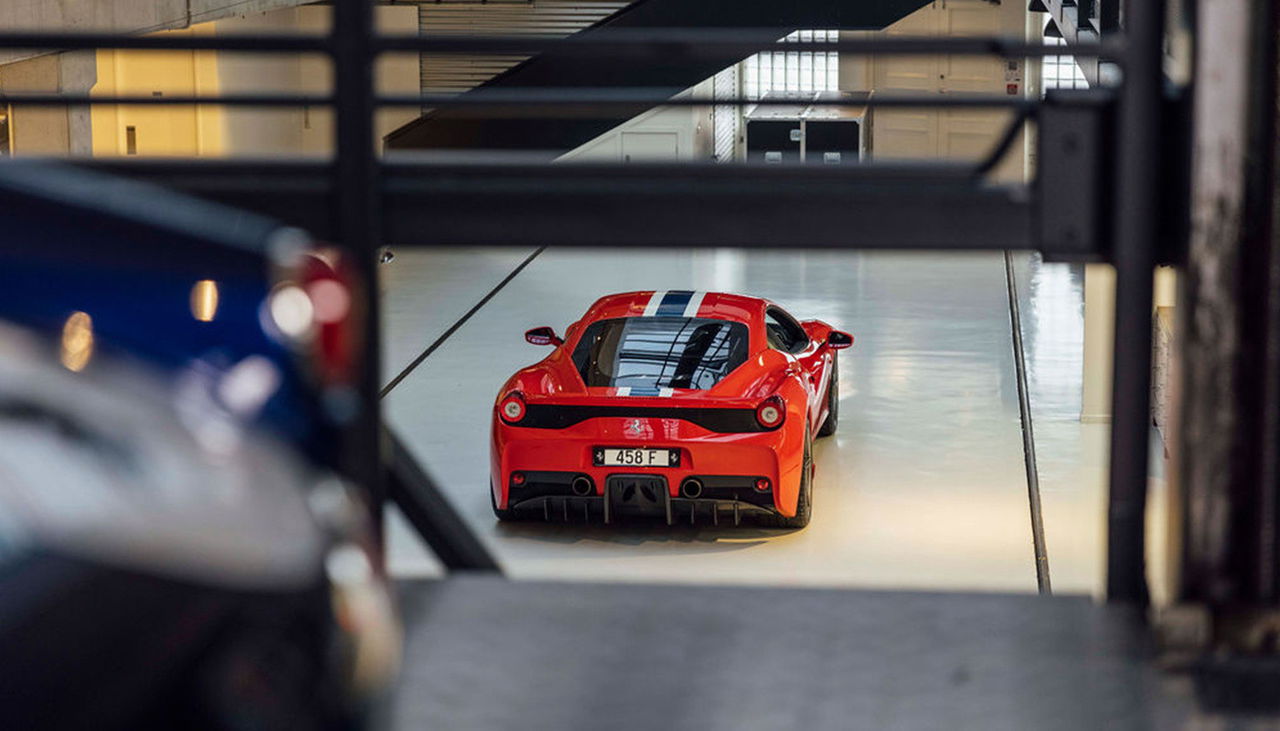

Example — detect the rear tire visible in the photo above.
[490,483,522,522]
[760,428,813,529]
[817,353,839,437]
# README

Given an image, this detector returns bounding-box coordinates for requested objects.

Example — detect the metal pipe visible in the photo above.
[0,92,1036,110]
[1004,251,1052,595]
[71,156,984,179]
[1106,0,1167,606]
[572,476,594,497]
[680,478,704,500]
[0,30,1114,59]
[376,33,1118,59]
[333,0,384,550]
[0,32,329,52]
[385,429,500,572]
[0,94,330,107]
[389,92,1036,110]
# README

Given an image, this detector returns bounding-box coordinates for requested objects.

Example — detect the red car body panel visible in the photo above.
[490,291,847,522]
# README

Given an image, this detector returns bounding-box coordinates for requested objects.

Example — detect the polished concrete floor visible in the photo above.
[381,248,1118,596]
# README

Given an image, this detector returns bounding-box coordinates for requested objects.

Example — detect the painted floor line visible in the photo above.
[380,246,547,399]
[1004,250,1052,594]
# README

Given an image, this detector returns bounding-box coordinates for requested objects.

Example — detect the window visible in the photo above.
[1042,19,1089,91]
[571,317,750,391]
[742,30,840,101]
[764,308,809,354]
[712,65,739,162]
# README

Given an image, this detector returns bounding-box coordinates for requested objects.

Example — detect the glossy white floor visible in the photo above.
[380,248,1118,596]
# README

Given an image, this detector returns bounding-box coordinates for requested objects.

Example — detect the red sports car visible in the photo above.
[490,291,853,528]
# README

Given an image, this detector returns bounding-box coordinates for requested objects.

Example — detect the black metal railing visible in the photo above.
[0,0,1172,608]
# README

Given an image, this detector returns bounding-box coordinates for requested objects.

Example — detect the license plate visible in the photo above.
[595,447,679,468]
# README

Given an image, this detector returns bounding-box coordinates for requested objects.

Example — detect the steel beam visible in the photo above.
[386,430,501,572]
[333,0,385,544]
[1106,0,1167,607]
[76,159,1053,254]
[0,30,1112,58]
[379,163,1036,251]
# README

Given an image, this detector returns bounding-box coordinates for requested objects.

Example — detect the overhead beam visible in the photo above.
[380,163,1034,251]
[77,159,1054,254]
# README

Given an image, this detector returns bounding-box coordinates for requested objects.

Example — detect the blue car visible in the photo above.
[0,161,362,467]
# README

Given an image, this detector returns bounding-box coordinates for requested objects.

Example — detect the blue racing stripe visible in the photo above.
[629,386,662,396]
[655,290,693,316]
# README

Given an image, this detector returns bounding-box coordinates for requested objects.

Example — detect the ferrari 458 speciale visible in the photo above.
[490,290,852,528]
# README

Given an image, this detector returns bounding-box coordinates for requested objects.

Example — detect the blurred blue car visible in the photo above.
[0,162,363,467]
[0,161,397,729]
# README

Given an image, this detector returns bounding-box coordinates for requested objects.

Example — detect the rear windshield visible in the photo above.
[572,317,750,391]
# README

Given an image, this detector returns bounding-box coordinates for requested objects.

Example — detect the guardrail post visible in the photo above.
[333,0,385,548]
[1106,0,1167,606]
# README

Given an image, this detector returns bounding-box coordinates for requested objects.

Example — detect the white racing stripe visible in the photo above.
[615,386,632,396]
[658,387,673,397]
[682,291,706,318]
[642,290,666,317]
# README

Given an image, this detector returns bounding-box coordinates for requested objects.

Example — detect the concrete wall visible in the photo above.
[0,0,309,65]
[0,50,97,155]
[85,4,418,158]
[561,78,715,163]
[1,55,69,154]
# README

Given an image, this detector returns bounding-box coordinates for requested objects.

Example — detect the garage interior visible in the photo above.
[3,0,1279,726]
[382,248,1122,595]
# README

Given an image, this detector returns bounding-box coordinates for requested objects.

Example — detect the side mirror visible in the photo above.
[525,326,563,347]
[826,330,854,350]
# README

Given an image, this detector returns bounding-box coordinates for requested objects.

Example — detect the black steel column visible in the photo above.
[333,0,384,544]
[1106,0,1166,605]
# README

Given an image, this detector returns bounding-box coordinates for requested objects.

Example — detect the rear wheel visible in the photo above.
[817,353,839,437]
[761,428,813,529]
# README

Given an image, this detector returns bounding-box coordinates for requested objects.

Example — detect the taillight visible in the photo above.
[754,478,771,492]
[264,233,362,389]
[755,396,785,429]
[499,391,527,424]
[300,249,359,388]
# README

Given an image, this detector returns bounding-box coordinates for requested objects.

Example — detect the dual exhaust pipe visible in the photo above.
[573,475,704,499]
[679,477,703,500]
[571,475,594,497]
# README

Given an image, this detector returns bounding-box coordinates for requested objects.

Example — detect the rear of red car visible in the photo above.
[490,291,812,525]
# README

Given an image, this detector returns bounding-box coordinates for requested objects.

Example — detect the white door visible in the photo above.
[622,131,679,162]
[872,2,941,93]
[871,109,938,160]
[939,3,1003,94]
[867,0,1015,165]
[939,109,1002,159]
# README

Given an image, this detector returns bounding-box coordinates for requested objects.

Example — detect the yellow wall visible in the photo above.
[92,26,223,157]
[89,5,418,158]
[1080,265,1179,422]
